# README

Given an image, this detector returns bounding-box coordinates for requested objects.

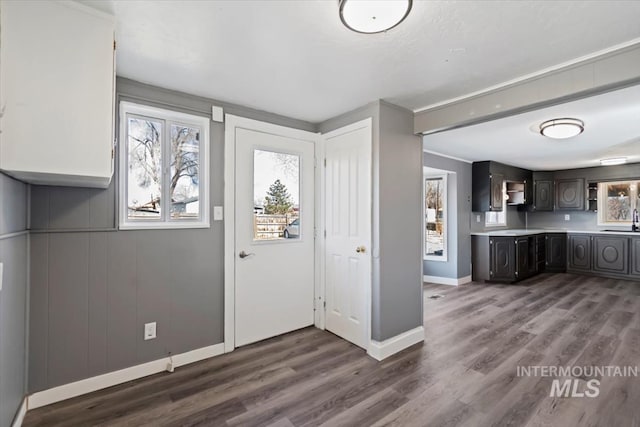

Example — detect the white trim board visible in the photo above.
[11,397,27,427]
[423,275,472,286]
[28,343,224,410]
[367,326,424,361]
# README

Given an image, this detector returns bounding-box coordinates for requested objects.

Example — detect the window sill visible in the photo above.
[119,221,211,231]
[425,255,448,262]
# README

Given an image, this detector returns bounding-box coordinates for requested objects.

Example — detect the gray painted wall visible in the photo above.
[319,101,423,342]
[28,78,316,392]
[0,173,29,427]
[422,152,472,279]
[377,103,423,340]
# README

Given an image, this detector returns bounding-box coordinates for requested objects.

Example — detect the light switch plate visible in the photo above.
[0,262,3,291]
[214,206,224,221]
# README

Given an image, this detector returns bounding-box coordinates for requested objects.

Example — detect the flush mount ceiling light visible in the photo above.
[539,118,584,139]
[600,157,627,166]
[339,0,412,34]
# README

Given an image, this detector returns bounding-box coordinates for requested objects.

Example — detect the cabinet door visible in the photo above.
[568,234,591,271]
[534,180,554,211]
[631,237,640,278]
[515,237,529,280]
[536,234,546,271]
[490,237,514,281]
[490,173,504,212]
[556,179,585,210]
[592,236,628,274]
[528,236,537,275]
[546,233,567,271]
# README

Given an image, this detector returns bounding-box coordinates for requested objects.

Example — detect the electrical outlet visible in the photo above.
[564,214,571,221]
[0,262,3,292]
[144,322,157,340]
[476,215,481,223]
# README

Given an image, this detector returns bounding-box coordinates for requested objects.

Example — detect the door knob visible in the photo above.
[239,250,254,259]
[356,246,366,253]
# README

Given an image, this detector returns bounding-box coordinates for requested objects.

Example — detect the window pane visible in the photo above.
[606,183,631,222]
[425,177,444,256]
[127,117,162,220]
[253,150,300,241]
[170,124,200,219]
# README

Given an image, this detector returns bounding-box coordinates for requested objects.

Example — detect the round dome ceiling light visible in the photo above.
[539,118,584,139]
[339,0,413,34]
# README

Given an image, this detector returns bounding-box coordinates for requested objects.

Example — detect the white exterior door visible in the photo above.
[323,119,372,350]
[232,121,316,347]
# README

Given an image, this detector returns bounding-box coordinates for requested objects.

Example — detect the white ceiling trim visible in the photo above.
[413,36,640,114]
[422,149,472,164]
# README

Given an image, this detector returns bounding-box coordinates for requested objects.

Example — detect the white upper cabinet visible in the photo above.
[0,1,115,188]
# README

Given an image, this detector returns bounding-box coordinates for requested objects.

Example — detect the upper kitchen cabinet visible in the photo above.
[0,1,115,188]
[472,161,504,212]
[556,178,585,210]
[533,179,554,211]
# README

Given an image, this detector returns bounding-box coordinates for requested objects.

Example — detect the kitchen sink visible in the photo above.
[603,229,640,233]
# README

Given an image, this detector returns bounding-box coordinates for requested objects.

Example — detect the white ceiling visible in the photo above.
[423,84,640,171]
[82,0,640,123]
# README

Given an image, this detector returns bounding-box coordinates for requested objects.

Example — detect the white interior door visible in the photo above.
[234,125,316,347]
[324,119,372,350]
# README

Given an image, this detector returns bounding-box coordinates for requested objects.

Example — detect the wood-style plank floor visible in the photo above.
[24,273,640,427]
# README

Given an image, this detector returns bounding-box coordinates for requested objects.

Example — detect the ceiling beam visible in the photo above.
[414,43,640,135]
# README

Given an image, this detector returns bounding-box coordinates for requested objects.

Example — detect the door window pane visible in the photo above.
[170,124,200,219]
[425,177,445,257]
[127,116,162,219]
[253,150,300,240]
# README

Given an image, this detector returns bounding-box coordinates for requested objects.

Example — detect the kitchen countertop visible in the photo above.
[471,228,640,237]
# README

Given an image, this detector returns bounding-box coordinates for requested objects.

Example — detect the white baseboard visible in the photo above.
[11,397,27,427]
[28,343,225,410]
[423,275,472,286]
[367,326,424,361]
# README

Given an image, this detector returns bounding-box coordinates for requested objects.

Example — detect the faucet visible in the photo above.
[633,209,639,232]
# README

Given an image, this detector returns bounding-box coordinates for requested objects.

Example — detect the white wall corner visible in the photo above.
[367,326,424,361]
[11,396,28,427]
[423,275,472,286]
[27,343,225,410]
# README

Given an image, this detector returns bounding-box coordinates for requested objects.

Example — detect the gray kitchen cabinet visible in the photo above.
[568,234,591,271]
[490,237,515,281]
[545,233,567,272]
[556,178,585,210]
[631,237,640,279]
[533,180,554,211]
[592,236,629,275]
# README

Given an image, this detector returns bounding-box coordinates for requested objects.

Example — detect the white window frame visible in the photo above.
[424,174,447,262]
[597,180,640,226]
[485,182,507,227]
[119,101,210,230]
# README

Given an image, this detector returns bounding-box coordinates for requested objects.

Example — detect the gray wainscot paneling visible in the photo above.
[0,173,29,427]
[422,152,473,280]
[27,78,316,392]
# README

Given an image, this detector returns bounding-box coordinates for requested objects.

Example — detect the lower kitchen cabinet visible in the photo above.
[592,235,628,275]
[568,234,591,271]
[490,237,516,281]
[631,237,640,279]
[545,233,567,272]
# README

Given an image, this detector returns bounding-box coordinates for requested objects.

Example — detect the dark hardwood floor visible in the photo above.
[24,273,640,427]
